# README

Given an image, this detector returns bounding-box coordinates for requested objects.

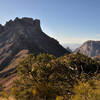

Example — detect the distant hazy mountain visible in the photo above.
[63,43,81,51]
[66,47,72,53]
[74,40,100,57]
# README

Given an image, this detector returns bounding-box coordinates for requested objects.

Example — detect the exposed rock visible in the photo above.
[74,40,100,57]
[0,24,4,33]
[0,17,69,69]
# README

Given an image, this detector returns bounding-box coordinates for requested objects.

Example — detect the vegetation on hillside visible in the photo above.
[71,74,100,100]
[0,53,100,100]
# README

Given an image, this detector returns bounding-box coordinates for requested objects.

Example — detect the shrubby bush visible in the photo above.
[58,53,100,74]
[13,54,75,100]
[1,53,100,100]
[71,74,100,100]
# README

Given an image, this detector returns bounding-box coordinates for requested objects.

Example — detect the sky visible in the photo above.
[0,0,100,47]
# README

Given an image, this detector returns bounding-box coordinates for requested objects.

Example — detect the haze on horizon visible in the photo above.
[0,0,100,48]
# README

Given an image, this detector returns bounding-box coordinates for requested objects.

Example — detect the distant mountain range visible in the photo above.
[74,40,100,57]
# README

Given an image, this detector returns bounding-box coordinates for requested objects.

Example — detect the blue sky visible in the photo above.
[0,0,100,45]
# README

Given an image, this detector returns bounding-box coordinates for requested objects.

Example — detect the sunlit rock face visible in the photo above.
[74,40,100,57]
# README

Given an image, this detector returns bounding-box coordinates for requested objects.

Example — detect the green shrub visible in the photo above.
[12,53,100,100]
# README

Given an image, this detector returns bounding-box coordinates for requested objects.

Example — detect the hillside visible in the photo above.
[1,53,99,100]
[0,17,69,91]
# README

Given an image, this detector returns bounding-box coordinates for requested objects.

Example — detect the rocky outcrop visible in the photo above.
[74,40,100,57]
[0,17,69,70]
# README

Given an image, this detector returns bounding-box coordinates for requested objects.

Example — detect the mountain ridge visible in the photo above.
[0,17,69,68]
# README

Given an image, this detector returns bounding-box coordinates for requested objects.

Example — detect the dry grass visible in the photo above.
[71,79,100,100]
[0,96,16,100]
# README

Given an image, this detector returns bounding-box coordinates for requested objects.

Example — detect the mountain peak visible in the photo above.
[0,17,69,68]
[5,17,40,29]
[14,17,40,24]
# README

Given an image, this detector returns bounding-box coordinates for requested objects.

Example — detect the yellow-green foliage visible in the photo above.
[71,78,100,100]
[1,91,9,98]
[56,96,63,100]
[11,53,100,100]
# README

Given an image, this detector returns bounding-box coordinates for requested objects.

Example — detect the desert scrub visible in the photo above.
[71,79,100,100]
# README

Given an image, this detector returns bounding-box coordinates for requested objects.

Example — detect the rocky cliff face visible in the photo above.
[74,40,100,57]
[0,17,69,69]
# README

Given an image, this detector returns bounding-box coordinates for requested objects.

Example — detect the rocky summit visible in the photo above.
[0,17,69,69]
[74,40,100,57]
